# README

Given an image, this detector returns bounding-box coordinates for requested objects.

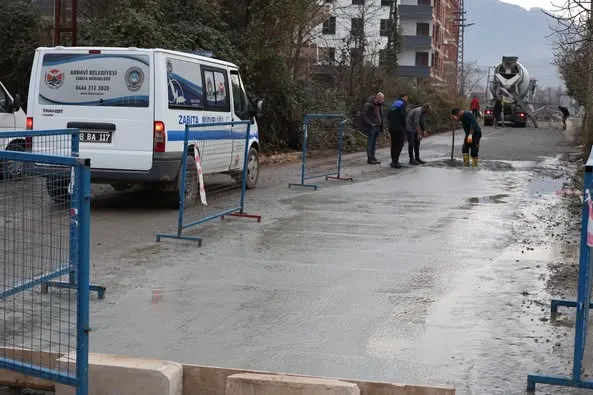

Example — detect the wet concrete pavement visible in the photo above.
[83,124,591,394]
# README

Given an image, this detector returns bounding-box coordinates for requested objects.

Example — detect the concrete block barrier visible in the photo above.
[0,348,56,391]
[225,373,360,395]
[0,351,454,395]
[55,353,183,395]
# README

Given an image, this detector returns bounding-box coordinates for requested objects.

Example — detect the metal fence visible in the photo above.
[0,133,93,395]
[288,114,353,191]
[0,129,106,299]
[156,121,262,245]
[527,150,593,391]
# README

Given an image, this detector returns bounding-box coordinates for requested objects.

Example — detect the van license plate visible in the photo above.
[80,131,112,143]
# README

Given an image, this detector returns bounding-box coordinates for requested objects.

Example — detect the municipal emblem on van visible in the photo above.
[45,69,64,89]
[125,66,144,91]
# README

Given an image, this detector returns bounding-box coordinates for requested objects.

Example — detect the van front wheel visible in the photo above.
[232,147,260,189]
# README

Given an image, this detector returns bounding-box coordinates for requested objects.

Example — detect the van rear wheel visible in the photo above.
[3,140,27,180]
[169,155,199,209]
[46,176,70,205]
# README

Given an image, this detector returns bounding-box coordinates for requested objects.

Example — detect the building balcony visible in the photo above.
[401,35,432,49]
[398,5,433,20]
[398,65,431,78]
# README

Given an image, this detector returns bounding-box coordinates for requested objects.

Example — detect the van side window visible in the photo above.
[230,73,248,119]
[203,68,230,112]
[0,87,7,113]
[167,58,203,110]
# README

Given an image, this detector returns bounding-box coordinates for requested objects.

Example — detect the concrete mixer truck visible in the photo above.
[483,56,538,128]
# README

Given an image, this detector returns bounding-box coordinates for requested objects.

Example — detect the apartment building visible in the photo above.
[313,0,460,85]
[398,0,460,83]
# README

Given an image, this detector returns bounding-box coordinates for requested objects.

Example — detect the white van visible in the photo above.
[27,47,262,204]
[0,81,28,179]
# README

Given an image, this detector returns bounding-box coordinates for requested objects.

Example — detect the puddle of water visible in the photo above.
[528,175,567,196]
[467,194,510,204]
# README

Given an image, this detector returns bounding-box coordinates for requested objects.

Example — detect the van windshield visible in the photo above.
[38,53,150,108]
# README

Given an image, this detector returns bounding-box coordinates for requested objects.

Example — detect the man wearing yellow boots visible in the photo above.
[451,108,482,167]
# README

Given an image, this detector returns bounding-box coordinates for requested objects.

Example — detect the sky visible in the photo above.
[500,0,555,11]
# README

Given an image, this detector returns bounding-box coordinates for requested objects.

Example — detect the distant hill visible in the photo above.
[465,0,561,89]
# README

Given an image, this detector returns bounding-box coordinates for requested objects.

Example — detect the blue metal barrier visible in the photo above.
[288,114,353,190]
[527,150,593,391]
[0,147,92,395]
[155,121,262,245]
[0,129,105,299]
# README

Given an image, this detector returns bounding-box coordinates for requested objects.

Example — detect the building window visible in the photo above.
[352,0,364,4]
[328,48,336,62]
[418,0,431,5]
[380,19,391,37]
[350,47,363,64]
[322,17,336,35]
[351,18,364,36]
[381,0,392,6]
[416,23,430,36]
[415,52,429,66]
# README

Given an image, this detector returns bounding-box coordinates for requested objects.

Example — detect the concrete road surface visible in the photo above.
[74,124,592,393]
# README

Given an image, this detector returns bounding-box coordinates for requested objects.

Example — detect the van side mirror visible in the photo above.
[5,94,21,114]
[247,99,264,119]
[254,99,264,118]
[12,94,22,113]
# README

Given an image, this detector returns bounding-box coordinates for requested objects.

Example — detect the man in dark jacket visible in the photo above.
[493,97,504,128]
[387,93,408,168]
[361,92,385,164]
[559,106,570,130]
[451,107,482,167]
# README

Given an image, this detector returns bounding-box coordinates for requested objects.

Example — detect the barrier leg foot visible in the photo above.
[288,183,318,190]
[155,233,203,245]
[526,375,536,391]
[326,176,354,182]
[550,299,593,313]
[526,374,593,390]
[222,212,262,223]
[43,281,107,299]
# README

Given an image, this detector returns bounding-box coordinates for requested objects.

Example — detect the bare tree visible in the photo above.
[545,0,592,151]
[461,60,487,97]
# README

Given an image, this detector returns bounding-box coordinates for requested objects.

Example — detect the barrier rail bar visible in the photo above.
[0,128,104,299]
[156,121,262,244]
[527,150,593,391]
[288,114,353,191]
[0,150,91,395]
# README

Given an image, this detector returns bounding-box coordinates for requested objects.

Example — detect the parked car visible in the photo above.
[0,81,29,179]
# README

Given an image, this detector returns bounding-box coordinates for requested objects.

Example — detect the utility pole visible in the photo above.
[53,0,77,46]
[451,0,474,97]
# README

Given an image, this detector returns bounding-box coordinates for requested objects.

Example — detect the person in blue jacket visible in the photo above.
[387,94,409,168]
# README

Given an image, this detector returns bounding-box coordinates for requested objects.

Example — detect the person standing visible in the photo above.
[470,95,480,119]
[361,92,385,164]
[387,93,408,168]
[493,96,504,128]
[559,106,570,130]
[451,107,482,167]
[405,103,431,165]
